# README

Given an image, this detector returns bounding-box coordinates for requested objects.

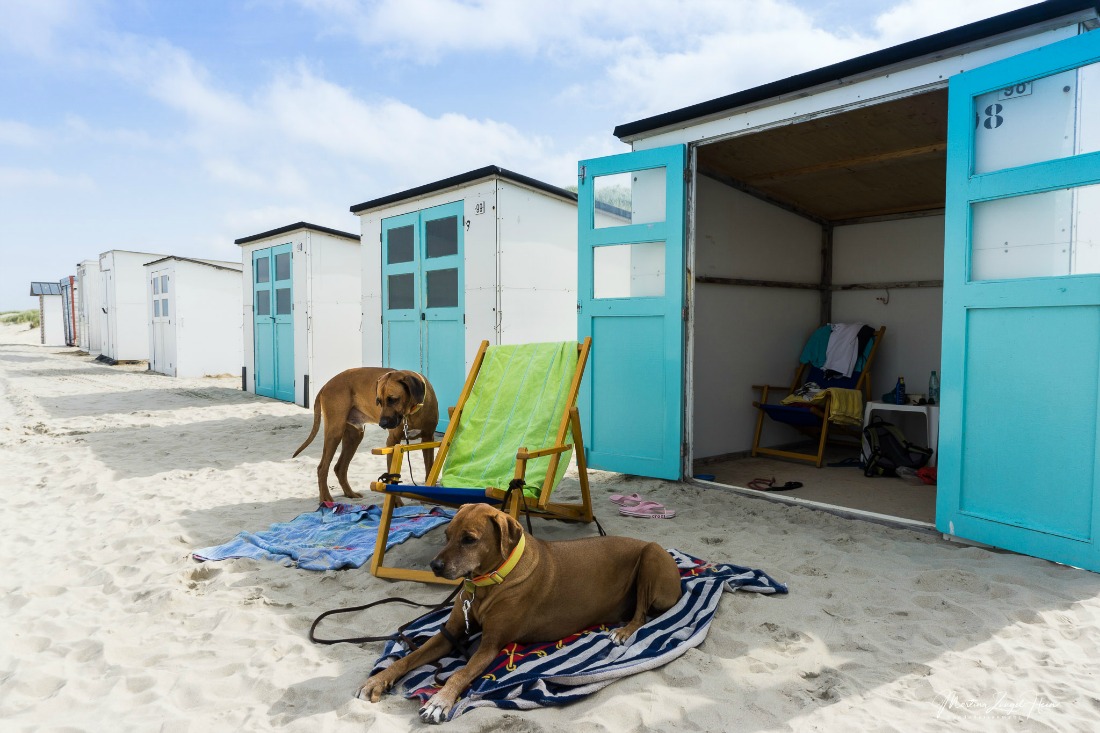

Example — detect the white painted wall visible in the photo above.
[832,215,945,403]
[39,294,66,346]
[240,229,361,405]
[692,178,822,459]
[99,250,166,361]
[76,259,101,353]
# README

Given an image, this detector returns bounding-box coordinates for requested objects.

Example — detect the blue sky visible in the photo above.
[0,0,1034,311]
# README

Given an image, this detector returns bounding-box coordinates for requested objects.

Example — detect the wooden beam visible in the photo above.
[698,167,829,226]
[695,276,821,290]
[820,224,833,326]
[746,143,947,184]
[833,280,943,291]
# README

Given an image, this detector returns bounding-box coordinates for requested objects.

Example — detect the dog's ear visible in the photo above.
[491,510,524,560]
[400,372,426,405]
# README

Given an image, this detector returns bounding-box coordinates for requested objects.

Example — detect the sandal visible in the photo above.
[619,501,676,519]
[747,478,803,492]
[609,493,645,506]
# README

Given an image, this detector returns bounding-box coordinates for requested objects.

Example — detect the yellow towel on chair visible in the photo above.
[781,388,863,427]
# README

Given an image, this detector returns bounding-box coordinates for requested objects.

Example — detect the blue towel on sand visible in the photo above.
[193,502,453,571]
[368,549,787,719]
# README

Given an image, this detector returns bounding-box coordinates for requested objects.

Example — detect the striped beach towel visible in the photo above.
[368,549,788,719]
[192,502,453,571]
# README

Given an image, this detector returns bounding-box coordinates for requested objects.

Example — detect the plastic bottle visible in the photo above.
[928,370,939,405]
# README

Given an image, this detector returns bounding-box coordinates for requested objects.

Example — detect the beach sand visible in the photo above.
[2,323,1099,732]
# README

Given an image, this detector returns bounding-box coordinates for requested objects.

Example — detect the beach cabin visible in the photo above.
[76,259,102,354]
[576,0,1100,572]
[143,256,243,378]
[236,222,362,407]
[28,282,65,346]
[98,250,168,363]
[58,276,78,346]
[352,166,614,428]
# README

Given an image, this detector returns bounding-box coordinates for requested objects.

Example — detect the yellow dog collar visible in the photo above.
[463,534,526,593]
[407,371,427,415]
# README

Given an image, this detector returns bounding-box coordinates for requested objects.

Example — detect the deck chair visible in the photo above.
[751,326,885,468]
[368,338,594,583]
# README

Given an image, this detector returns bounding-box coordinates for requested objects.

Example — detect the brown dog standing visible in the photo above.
[292,368,439,503]
[357,504,683,723]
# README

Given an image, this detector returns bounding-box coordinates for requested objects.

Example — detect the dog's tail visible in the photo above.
[292,388,323,457]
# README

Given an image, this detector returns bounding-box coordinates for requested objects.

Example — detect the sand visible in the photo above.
[2,322,1099,732]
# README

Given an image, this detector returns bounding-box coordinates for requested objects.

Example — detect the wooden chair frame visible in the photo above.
[750,326,885,468]
[367,337,594,584]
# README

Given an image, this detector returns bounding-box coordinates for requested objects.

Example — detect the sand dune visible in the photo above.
[2,323,1098,732]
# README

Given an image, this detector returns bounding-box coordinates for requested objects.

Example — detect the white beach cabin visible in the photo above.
[98,250,168,363]
[58,276,78,347]
[352,166,616,429]
[236,222,362,407]
[576,0,1100,572]
[76,259,102,354]
[28,282,65,346]
[143,256,243,378]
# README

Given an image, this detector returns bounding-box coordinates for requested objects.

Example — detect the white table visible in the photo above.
[862,401,939,467]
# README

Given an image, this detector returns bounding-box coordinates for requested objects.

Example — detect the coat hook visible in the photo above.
[876,289,890,305]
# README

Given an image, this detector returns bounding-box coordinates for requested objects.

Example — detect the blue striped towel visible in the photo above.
[192,502,453,571]
[368,549,788,719]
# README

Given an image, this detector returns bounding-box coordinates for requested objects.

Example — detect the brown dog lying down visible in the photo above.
[292,367,439,504]
[357,503,683,723]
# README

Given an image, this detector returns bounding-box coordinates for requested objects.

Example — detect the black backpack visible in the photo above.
[862,416,933,477]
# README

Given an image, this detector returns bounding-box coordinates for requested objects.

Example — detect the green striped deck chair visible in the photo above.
[369,339,593,584]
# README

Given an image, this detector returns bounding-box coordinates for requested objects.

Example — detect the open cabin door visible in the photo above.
[577,145,687,480]
[939,29,1100,571]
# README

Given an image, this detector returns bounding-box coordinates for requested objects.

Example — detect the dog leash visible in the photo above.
[309,585,462,647]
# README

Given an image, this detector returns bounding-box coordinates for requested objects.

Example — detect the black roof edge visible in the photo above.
[350,165,577,214]
[143,255,243,272]
[234,221,359,246]
[614,0,1100,140]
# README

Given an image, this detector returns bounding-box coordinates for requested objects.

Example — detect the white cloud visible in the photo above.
[0,0,94,59]
[0,120,46,146]
[874,0,1035,45]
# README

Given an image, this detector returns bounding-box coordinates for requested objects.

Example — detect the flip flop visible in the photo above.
[747,478,803,491]
[609,493,645,506]
[619,501,676,519]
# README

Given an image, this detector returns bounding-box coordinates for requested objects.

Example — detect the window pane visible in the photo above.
[425,216,459,258]
[153,277,160,295]
[275,252,291,281]
[256,257,270,284]
[426,268,458,308]
[388,273,415,310]
[275,287,291,315]
[974,62,1100,174]
[387,225,414,264]
[970,184,1100,281]
[593,242,665,298]
[593,167,666,229]
[161,297,169,317]
[256,290,271,315]
[160,275,168,293]
[154,299,160,317]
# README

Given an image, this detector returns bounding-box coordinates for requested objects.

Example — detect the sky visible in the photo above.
[0,0,1038,312]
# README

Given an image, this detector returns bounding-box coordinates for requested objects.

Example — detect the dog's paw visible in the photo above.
[419,692,455,724]
[343,489,363,499]
[356,675,391,703]
[609,627,633,645]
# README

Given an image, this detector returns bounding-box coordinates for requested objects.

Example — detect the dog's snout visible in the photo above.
[429,557,446,576]
[379,414,400,429]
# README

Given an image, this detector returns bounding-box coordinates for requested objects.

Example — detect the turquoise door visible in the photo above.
[253,244,294,402]
[381,201,465,430]
[577,145,687,480]
[939,30,1100,572]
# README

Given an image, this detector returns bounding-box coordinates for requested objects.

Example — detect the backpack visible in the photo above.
[862,416,933,477]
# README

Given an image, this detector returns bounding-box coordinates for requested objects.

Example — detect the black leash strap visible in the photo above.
[309,585,461,646]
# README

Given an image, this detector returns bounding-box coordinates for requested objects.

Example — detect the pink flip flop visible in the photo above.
[609,493,645,506]
[619,501,676,519]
